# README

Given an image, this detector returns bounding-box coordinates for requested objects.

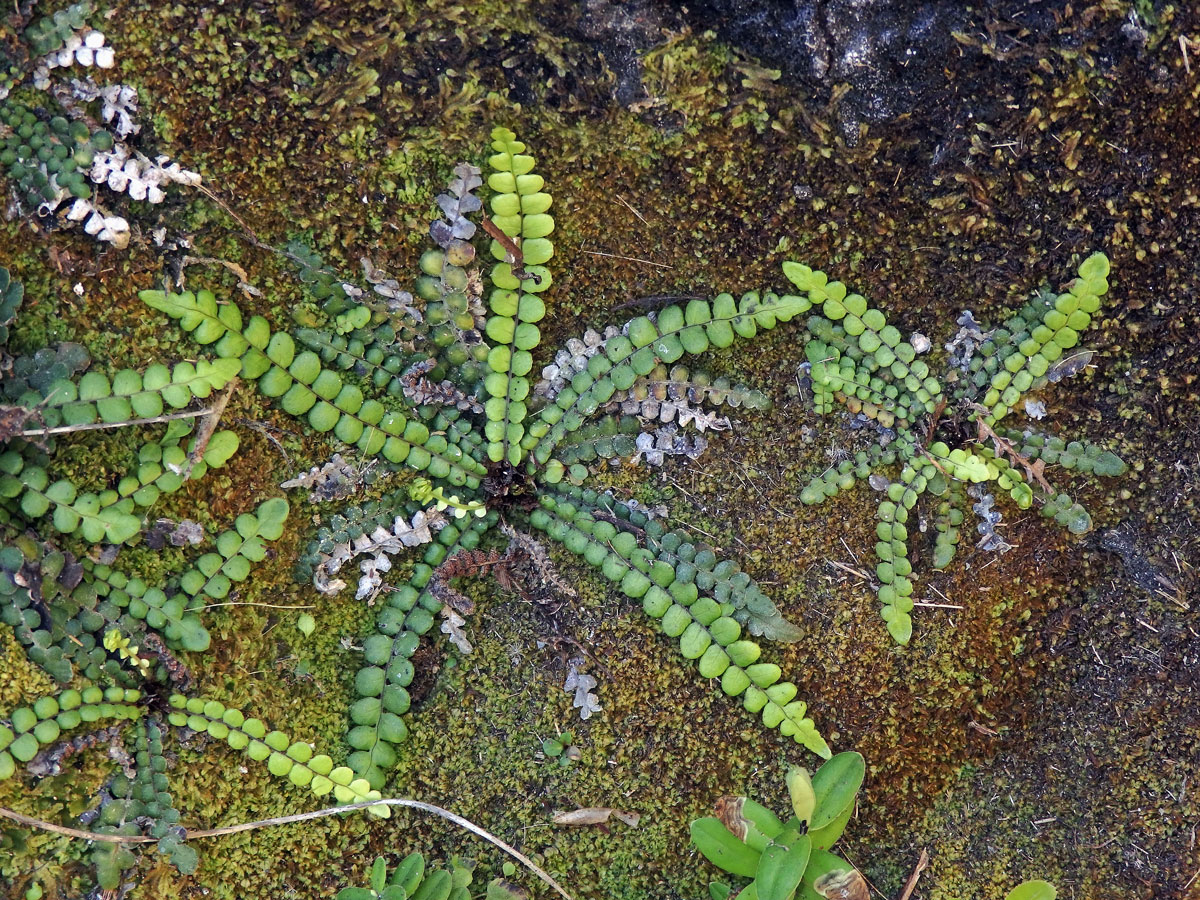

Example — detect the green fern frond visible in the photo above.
[89,562,210,654]
[0,448,143,544]
[140,289,488,486]
[979,253,1109,424]
[348,512,496,789]
[789,252,1123,645]
[0,685,143,781]
[558,487,803,643]
[165,694,388,815]
[482,126,555,466]
[553,414,641,467]
[132,718,197,874]
[175,496,289,613]
[528,492,829,758]
[0,540,146,685]
[530,293,810,473]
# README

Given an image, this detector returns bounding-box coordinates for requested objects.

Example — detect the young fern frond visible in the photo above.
[482,126,554,466]
[122,414,236,492]
[874,465,922,645]
[0,418,236,547]
[996,426,1127,478]
[172,496,289,617]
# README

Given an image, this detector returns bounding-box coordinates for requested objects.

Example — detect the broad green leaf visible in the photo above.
[391,853,426,894]
[756,835,811,900]
[810,752,864,832]
[807,799,853,850]
[1005,881,1057,900]
[449,861,472,890]
[691,817,762,877]
[371,856,388,893]
[412,869,451,900]
[796,850,854,900]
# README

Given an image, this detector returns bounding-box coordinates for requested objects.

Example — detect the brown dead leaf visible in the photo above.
[551,807,640,827]
[814,869,869,900]
[714,795,748,842]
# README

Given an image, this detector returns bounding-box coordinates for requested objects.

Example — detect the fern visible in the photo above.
[791,252,1126,644]
[482,126,554,465]
[141,288,489,487]
[528,491,829,758]
[132,126,832,792]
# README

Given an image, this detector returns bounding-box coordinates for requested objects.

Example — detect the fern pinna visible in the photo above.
[141,126,833,791]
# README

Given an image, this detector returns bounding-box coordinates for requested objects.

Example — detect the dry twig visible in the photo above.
[20,407,215,438]
[896,849,929,900]
[1,799,572,900]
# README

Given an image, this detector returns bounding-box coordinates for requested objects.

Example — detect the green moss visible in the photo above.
[2,0,1198,897]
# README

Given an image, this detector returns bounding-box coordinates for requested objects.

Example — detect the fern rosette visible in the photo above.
[129,125,839,796]
[790,252,1126,644]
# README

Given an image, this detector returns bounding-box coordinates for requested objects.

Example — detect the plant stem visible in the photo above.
[0,799,573,900]
[21,407,214,437]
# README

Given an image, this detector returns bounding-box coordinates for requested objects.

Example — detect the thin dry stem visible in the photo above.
[21,407,214,437]
[897,848,930,900]
[1,799,572,900]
